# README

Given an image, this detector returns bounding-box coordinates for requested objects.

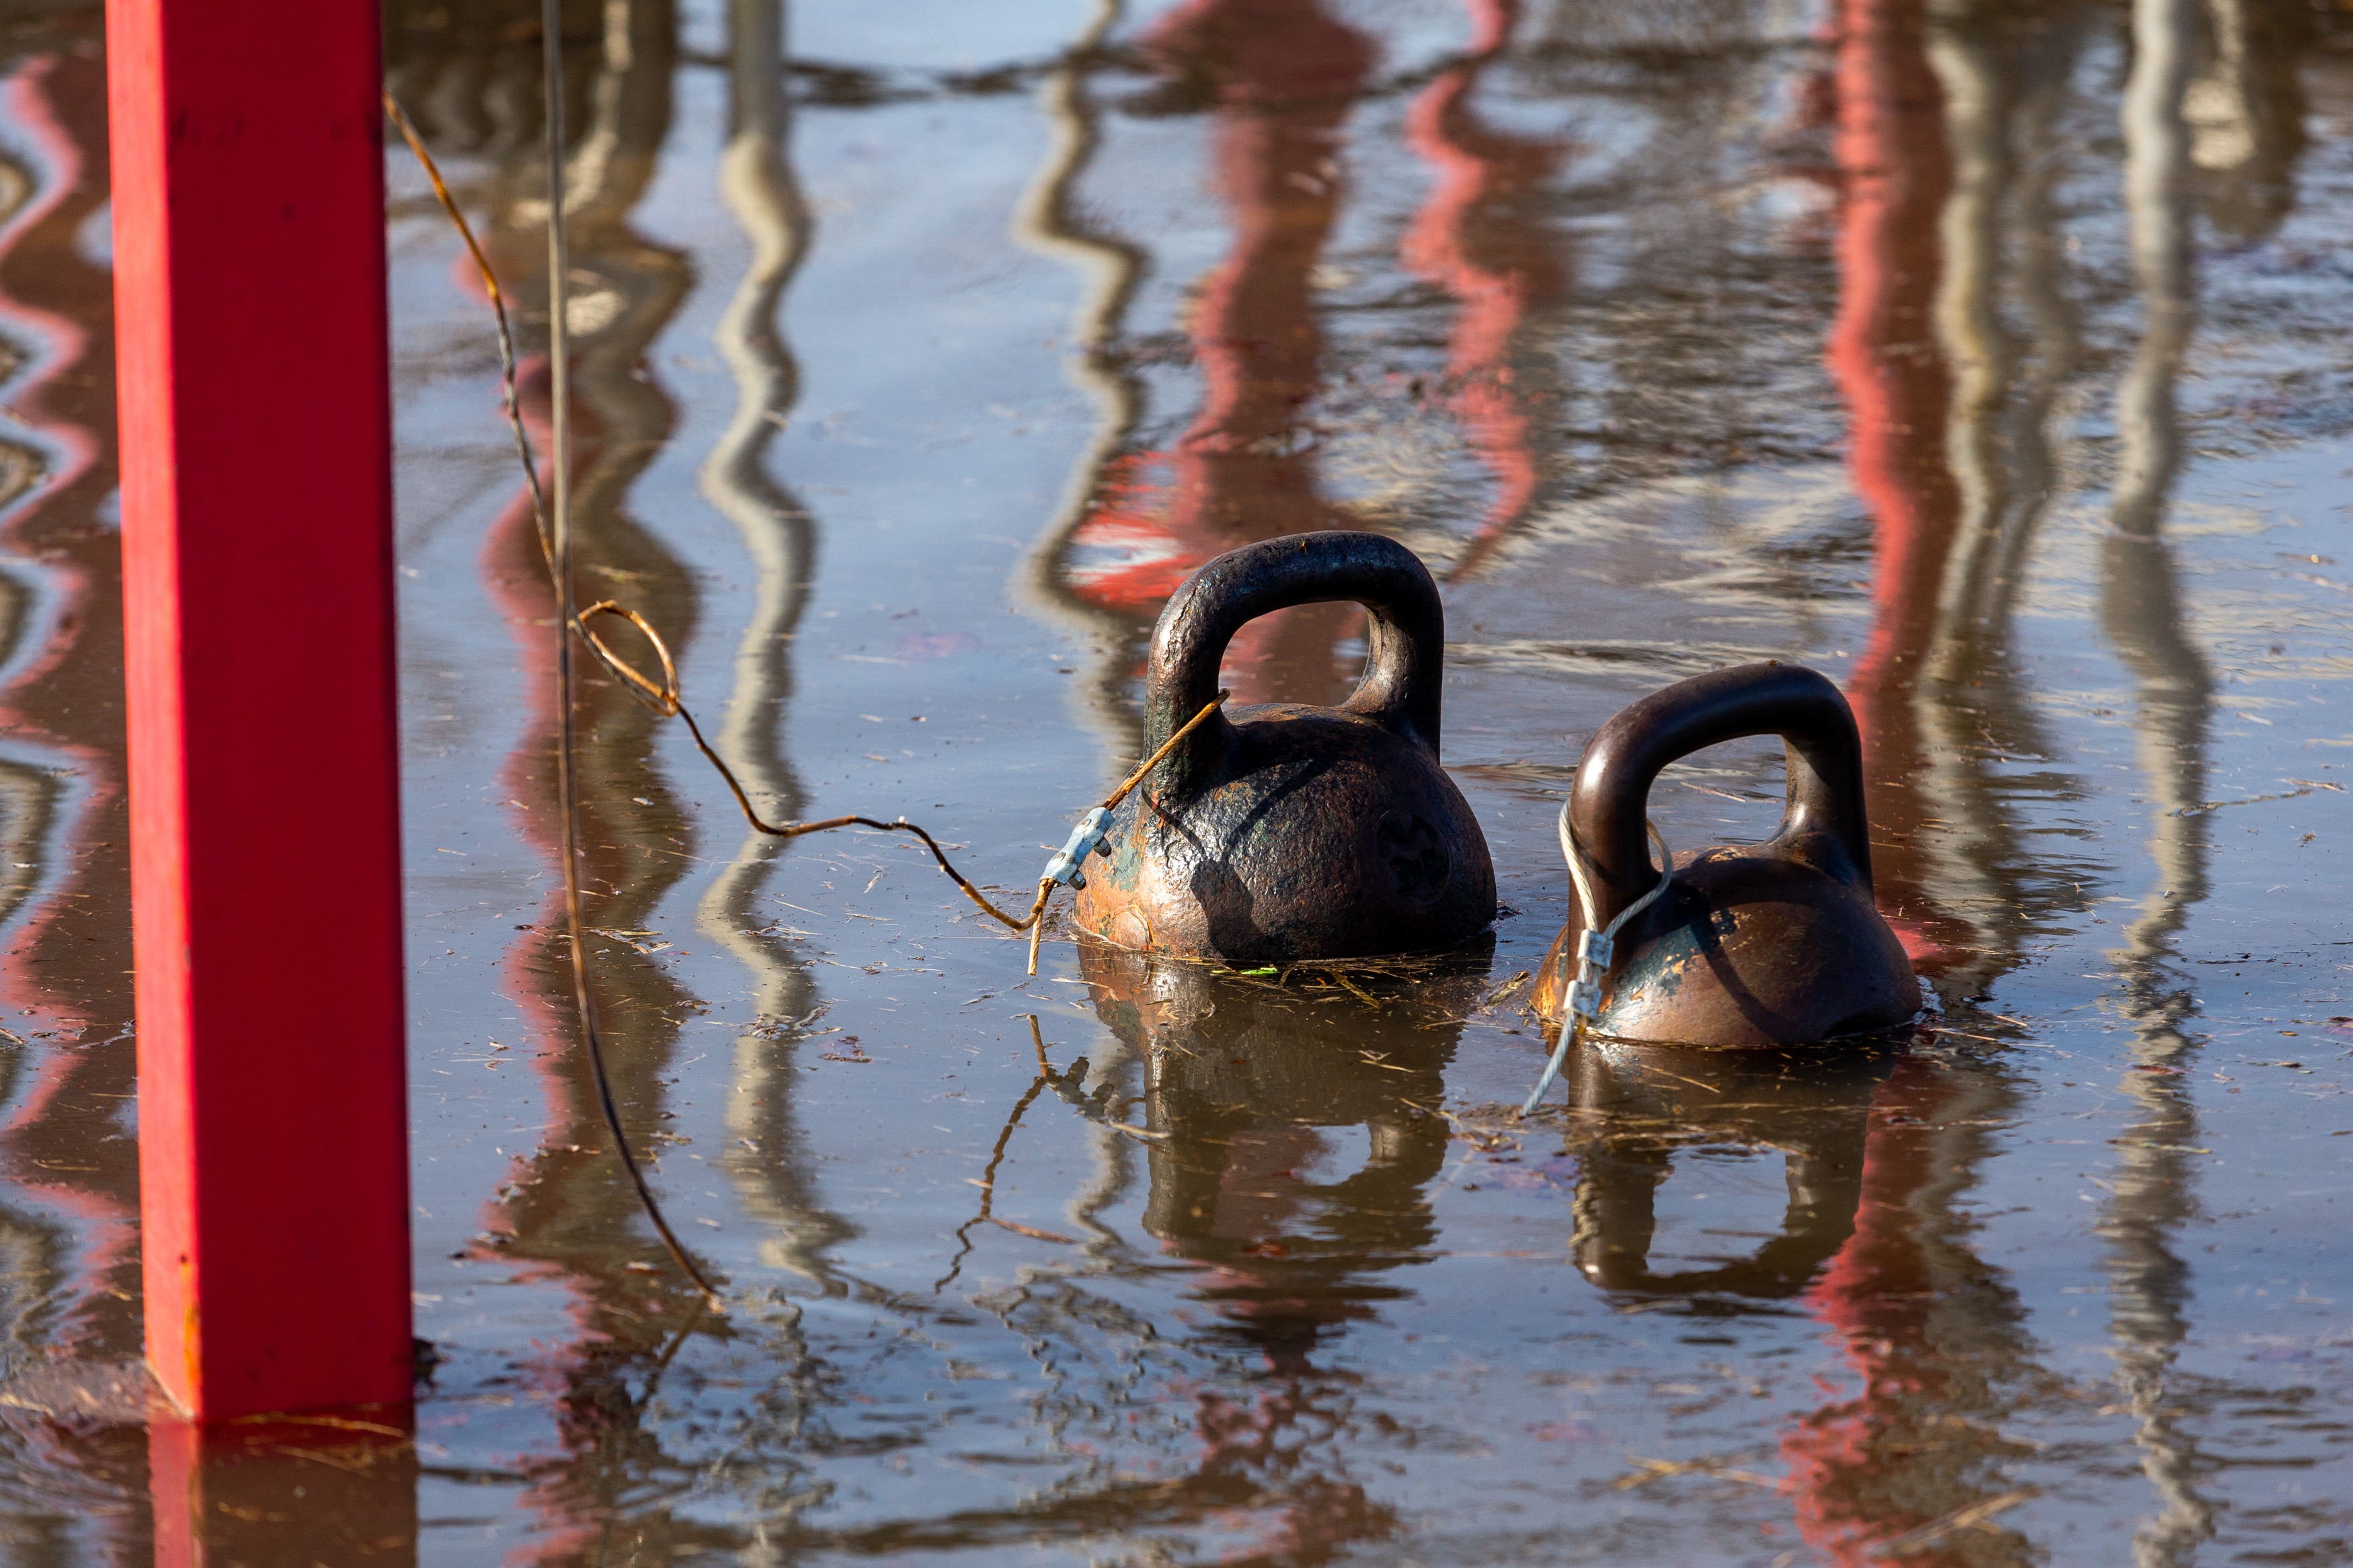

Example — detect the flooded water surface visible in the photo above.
[4,0,2353,1560]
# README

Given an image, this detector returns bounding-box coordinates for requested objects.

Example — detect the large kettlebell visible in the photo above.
[1073,531,1494,964]
[1533,662,1918,1046]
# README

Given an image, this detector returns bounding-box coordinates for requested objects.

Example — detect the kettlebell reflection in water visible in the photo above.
[1078,944,1486,1344]
[1536,663,1919,1048]
[1074,532,1496,966]
[1564,1038,1901,1300]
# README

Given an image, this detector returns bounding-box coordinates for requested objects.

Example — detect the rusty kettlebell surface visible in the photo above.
[1073,531,1495,964]
[1533,662,1918,1047]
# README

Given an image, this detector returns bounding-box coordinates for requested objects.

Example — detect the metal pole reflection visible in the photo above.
[692,0,861,1292]
[1007,0,1152,1254]
[1769,2,2061,1556]
[2096,0,2220,1555]
[1014,0,1155,768]
[1911,5,2089,999]
[0,46,134,1376]
[1034,0,1375,714]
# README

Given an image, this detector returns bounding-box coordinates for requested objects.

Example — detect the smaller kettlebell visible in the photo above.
[1074,531,1495,964]
[1533,662,1918,1047]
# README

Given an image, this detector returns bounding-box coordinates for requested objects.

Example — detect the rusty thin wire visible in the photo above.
[383,94,551,571]
[387,80,1232,1292]
[383,104,1228,946]
[389,99,1163,919]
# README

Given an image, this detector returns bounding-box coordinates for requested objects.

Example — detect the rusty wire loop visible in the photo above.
[387,82,1229,1292]
[574,600,682,711]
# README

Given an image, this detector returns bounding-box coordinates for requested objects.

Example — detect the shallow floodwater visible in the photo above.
[1,0,2352,1561]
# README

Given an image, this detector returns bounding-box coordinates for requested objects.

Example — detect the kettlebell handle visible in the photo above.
[1569,663,1874,928]
[1146,532,1446,797]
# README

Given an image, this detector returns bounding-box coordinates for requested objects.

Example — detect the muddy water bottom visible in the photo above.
[0,0,2351,1561]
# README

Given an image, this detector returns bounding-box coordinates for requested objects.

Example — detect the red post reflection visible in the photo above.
[455,12,722,1538]
[1060,0,1375,704]
[1821,0,1964,971]
[149,1416,418,1567]
[1778,1059,1981,1564]
[1782,4,2022,1560]
[1399,0,1564,577]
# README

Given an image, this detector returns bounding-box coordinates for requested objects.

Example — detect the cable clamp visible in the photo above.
[1577,929,1612,971]
[1566,977,1603,1021]
[1042,806,1116,891]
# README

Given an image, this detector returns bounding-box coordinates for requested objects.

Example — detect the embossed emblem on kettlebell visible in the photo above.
[1375,813,1450,909]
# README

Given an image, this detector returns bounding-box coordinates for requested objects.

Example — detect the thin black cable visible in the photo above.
[541,0,723,1308]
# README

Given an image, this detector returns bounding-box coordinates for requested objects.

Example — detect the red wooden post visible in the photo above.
[108,0,411,1418]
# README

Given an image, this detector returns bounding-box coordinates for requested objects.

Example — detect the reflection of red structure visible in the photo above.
[389,18,725,1551]
[1060,0,1374,704]
[1819,0,1964,973]
[1780,1059,1976,1563]
[1400,0,1564,577]
[477,370,698,1567]
[1781,5,2020,1561]
[469,374,619,1568]
[1184,1370,1397,1561]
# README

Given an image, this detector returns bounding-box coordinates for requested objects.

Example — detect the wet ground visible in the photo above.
[2,0,2353,1561]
